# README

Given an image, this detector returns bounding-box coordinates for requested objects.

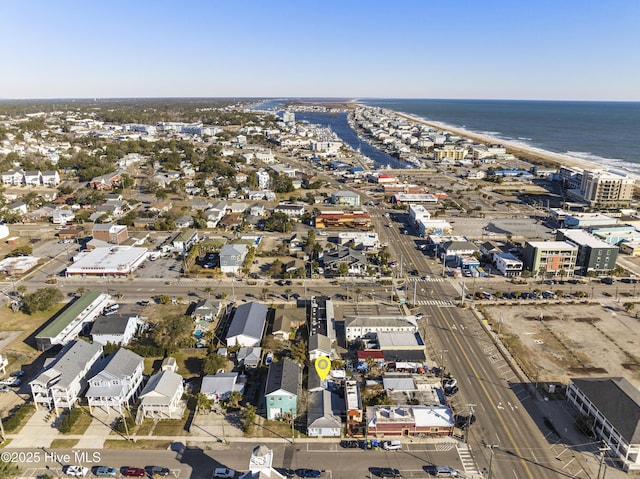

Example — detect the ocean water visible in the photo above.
[361,99,640,174]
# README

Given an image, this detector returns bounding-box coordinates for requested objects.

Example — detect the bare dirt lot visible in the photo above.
[483,302,640,390]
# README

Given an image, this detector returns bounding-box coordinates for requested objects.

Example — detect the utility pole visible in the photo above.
[486,444,499,479]
[413,279,417,306]
[440,349,448,379]
[460,282,466,306]
[464,404,476,444]
[597,441,611,479]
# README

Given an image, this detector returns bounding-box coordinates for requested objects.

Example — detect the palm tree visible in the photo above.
[204,286,213,298]
[261,287,270,301]
[284,288,293,301]
[355,288,363,305]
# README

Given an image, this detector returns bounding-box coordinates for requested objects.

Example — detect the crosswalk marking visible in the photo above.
[407,277,445,282]
[457,443,481,477]
[415,300,456,307]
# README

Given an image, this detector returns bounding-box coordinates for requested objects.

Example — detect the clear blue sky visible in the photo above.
[3,0,639,101]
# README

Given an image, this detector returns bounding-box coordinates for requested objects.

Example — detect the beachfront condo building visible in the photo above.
[581,169,634,209]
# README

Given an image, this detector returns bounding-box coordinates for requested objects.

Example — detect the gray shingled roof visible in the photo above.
[85,348,143,399]
[140,370,182,405]
[265,358,300,396]
[31,340,103,389]
[226,302,267,343]
[307,389,342,430]
[571,377,640,444]
[309,333,331,353]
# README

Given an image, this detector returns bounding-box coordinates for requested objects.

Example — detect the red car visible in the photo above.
[123,468,145,477]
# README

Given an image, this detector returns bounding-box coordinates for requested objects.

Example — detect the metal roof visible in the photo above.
[37,291,105,339]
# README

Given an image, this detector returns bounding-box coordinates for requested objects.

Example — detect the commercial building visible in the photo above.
[314,211,371,230]
[331,190,360,207]
[366,405,454,437]
[556,229,619,275]
[494,253,523,277]
[566,377,640,472]
[391,193,438,205]
[344,315,417,342]
[92,224,129,245]
[563,212,618,229]
[522,241,578,277]
[65,246,148,277]
[36,291,112,351]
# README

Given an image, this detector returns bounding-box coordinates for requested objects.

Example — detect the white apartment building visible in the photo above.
[256,169,270,190]
[581,169,635,209]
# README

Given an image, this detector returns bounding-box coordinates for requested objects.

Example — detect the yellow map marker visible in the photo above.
[314,356,331,381]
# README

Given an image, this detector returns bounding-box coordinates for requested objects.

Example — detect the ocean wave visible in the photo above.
[565,151,640,176]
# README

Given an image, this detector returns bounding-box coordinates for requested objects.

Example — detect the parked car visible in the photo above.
[123,468,146,478]
[424,466,460,477]
[340,440,359,448]
[93,467,117,477]
[9,370,24,377]
[0,385,10,393]
[454,414,476,429]
[63,466,89,477]
[295,469,321,478]
[382,440,402,451]
[275,469,295,478]
[444,385,459,396]
[371,468,401,478]
[145,466,170,477]
[213,468,236,479]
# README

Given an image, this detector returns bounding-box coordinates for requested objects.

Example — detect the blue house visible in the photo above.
[265,358,301,420]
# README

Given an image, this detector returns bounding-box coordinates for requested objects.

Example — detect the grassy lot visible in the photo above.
[60,407,94,435]
[133,420,154,436]
[103,439,172,449]
[50,438,79,448]
[0,302,67,360]
[143,349,207,377]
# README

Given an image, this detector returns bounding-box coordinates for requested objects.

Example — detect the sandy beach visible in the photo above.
[394,112,606,173]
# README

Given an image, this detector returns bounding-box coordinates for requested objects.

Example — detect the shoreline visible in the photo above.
[393,112,640,180]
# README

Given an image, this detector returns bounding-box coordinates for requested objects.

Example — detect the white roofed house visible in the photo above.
[206,200,228,228]
[52,209,75,225]
[226,302,268,347]
[137,367,185,421]
[200,372,245,403]
[30,340,104,414]
[86,348,144,415]
[191,299,222,322]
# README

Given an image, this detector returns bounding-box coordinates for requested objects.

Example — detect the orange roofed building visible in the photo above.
[314,211,371,230]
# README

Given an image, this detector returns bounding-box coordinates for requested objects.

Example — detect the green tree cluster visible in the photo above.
[22,287,64,314]
[151,313,194,353]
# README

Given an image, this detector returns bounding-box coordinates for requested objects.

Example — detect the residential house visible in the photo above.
[7,201,28,216]
[24,170,43,186]
[30,340,104,413]
[239,445,286,479]
[206,200,227,228]
[226,302,268,347]
[200,372,245,403]
[191,299,222,322]
[138,369,185,420]
[494,253,523,277]
[265,358,301,420]
[1,168,25,186]
[219,243,248,274]
[306,389,342,437]
[322,246,368,276]
[274,203,305,218]
[237,347,262,368]
[272,306,306,341]
[308,333,332,361]
[345,380,364,437]
[85,348,144,415]
[172,229,198,252]
[567,377,640,471]
[175,215,194,228]
[89,171,122,190]
[52,209,75,225]
[91,312,140,346]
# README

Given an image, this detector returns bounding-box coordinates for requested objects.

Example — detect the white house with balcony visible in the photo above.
[30,340,103,413]
[86,348,145,415]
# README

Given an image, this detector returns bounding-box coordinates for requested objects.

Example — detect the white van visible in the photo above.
[382,440,402,451]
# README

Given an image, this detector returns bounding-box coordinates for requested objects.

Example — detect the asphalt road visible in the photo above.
[5,442,463,479]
